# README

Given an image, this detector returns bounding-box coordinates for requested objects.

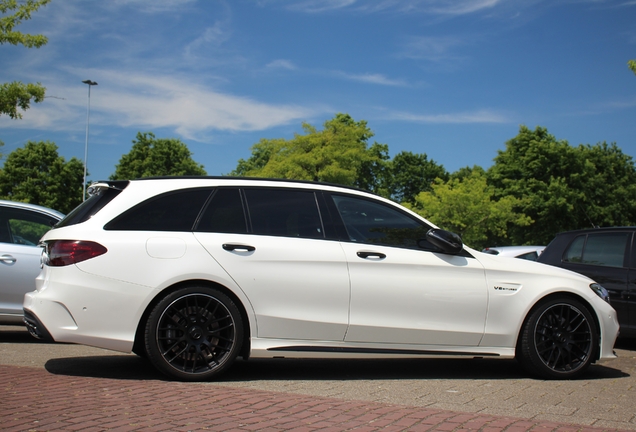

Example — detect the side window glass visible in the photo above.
[517,251,539,261]
[332,194,432,250]
[0,208,57,246]
[582,233,629,267]
[196,188,247,233]
[244,189,324,239]
[105,188,212,231]
[563,236,585,263]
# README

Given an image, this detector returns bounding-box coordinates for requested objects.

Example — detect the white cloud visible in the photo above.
[109,0,198,13]
[274,0,502,14]
[398,36,465,62]
[0,71,326,141]
[335,71,408,86]
[184,20,232,59]
[388,109,510,123]
[284,0,357,13]
[266,59,298,70]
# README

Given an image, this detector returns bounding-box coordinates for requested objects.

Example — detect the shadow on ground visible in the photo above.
[2,325,628,382]
[44,355,628,382]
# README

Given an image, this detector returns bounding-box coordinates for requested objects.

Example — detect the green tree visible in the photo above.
[1,0,50,119]
[231,113,389,191]
[629,59,636,75]
[408,170,531,250]
[449,165,486,181]
[488,126,636,245]
[111,132,206,180]
[387,151,448,204]
[0,140,84,213]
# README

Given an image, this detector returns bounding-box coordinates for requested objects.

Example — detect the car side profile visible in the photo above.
[538,227,636,338]
[24,178,619,381]
[0,200,63,325]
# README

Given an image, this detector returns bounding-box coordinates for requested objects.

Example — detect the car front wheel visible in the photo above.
[144,286,243,381]
[518,296,598,379]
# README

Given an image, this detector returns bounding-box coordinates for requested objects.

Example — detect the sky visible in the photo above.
[1,0,635,182]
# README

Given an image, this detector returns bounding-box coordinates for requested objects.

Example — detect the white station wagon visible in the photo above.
[24,177,619,381]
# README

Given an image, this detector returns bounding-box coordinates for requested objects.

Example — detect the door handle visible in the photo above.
[356,251,386,259]
[222,244,256,252]
[1,254,17,264]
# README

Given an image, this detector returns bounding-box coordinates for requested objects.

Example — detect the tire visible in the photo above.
[144,286,243,381]
[518,296,598,379]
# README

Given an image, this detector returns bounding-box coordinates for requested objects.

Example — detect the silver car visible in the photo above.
[482,246,545,261]
[0,200,63,325]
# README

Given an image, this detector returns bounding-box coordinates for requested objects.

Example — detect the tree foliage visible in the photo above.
[387,151,448,204]
[0,140,84,213]
[231,114,389,192]
[408,169,531,250]
[0,0,50,118]
[110,132,206,180]
[629,59,636,76]
[0,81,45,119]
[488,126,636,245]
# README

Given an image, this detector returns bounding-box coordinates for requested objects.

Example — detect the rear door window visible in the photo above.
[564,232,630,268]
[243,188,324,239]
[196,188,247,234]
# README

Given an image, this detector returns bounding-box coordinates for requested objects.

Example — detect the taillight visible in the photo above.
[44,240,108,266]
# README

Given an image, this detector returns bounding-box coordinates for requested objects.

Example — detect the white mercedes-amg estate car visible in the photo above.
[24,177,619,381]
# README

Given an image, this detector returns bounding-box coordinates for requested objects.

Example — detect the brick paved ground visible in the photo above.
[1,364,632,432]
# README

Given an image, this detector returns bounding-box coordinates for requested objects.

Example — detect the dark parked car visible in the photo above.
[538,227,635,337]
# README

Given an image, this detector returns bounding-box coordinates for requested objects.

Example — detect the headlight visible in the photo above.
[590,283,610,303]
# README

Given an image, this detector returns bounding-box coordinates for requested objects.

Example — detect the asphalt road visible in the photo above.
[1,325,635,430]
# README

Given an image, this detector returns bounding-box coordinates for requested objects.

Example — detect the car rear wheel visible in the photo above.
[518,296,598,379]
[144,286,243,381]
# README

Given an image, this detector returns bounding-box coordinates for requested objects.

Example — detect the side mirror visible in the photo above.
[425,229,463,255]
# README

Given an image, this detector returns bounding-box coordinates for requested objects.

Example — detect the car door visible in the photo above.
[0,206,58,320]
[560,231,631,331]
[329,194,489,346]
[194,187,351,341]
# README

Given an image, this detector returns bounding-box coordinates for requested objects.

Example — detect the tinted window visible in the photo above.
[105,188,212,231]
[331,194,431,249]
[563,236,585,263]
[564,232,630,268]
[516,251,539,261]
[196,188,247,233]
[57,181,128,228]
[0,207,57,245]
[244,189,324,239]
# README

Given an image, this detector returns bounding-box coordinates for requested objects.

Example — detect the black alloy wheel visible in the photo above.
[519,296,598,379]
[145,286,243,381]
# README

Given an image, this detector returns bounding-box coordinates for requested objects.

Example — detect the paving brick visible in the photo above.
[1,364,633,432]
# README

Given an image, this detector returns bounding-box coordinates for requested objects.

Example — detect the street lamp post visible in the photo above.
[82,80,98,201]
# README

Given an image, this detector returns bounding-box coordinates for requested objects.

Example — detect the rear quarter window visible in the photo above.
[105,188,213,231]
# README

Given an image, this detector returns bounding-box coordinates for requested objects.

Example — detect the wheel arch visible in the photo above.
[515,291,602,362]
[132,279,252,359]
